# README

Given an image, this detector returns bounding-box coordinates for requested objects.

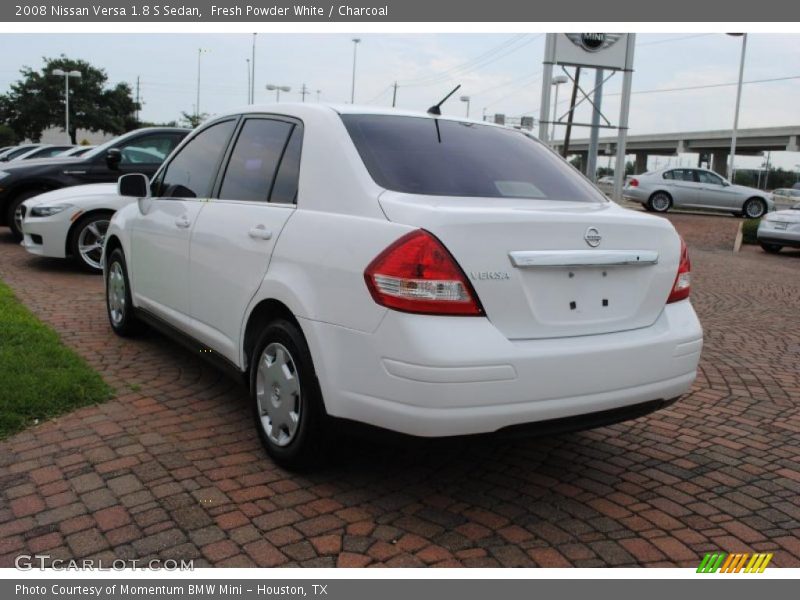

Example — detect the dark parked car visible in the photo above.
[0,127,189,240]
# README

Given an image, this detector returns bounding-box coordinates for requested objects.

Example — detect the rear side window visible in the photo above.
[665,169,694,182]
[158,121,236,198]
[342,114,602,202]
[219,118,294,202]
[269,126,303,204]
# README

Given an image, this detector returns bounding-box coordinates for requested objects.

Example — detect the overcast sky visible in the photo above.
[2,33,799,169]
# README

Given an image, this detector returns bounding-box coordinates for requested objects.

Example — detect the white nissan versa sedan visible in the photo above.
[104,105,703,468]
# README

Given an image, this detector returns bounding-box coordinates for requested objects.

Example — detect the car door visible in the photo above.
[667,169,703,207]
[129,120,237,328]
[695,169,733,209]
[188,116,302,364]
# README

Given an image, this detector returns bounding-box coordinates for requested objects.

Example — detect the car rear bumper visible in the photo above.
[622,188,648,203]
[301,300,703,437]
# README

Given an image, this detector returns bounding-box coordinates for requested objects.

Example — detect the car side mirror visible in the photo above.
[118,173,151,198]
[106,148,122,170]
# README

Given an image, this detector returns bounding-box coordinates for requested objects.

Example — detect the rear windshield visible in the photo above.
[341,114,603,202]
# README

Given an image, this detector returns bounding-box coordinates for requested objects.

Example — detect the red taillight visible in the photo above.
[364,230,484,316]
[629,178,639,187]
[667,237,691,303]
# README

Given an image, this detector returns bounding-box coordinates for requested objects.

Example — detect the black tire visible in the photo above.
[105,248,144,336]
[647,191,672,213]
[742,198,767,219]
[6,189,44,242]
[69,211,113,273]
[760,242,782,254]
[249,319,330,470]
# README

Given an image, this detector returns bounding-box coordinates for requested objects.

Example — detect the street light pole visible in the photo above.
[350,38,361,103]
[246,58,251,104]
[266,84,291,102]
[727,33,747,182]
[196,48,209,120]
[52,69,81,143]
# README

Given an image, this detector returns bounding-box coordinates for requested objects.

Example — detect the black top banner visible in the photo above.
[3,0,798,22]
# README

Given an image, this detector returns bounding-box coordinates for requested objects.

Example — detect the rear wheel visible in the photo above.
[7,189,43,242]
[760,242,782,254]
[647,192,672,213]
[250,319,329,470]
[743,198,767,219]
[105,248,143,336]
[70,211,113,273]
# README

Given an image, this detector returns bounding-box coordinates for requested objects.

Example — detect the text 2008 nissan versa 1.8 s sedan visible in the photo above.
[104,104,703,468]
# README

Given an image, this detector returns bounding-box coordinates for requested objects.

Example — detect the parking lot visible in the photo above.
[0,210,799,568]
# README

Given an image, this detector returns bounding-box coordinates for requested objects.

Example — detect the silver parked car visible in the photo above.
[623,167,773,218]
[771,187,800,209]
[757,202,800,253]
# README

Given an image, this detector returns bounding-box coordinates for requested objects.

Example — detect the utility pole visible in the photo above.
[246,59,251,104]
[392,81,398,107]
[135,76,140,125]
[299,83,309,102]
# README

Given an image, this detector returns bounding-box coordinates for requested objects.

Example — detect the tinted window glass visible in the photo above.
[696,170,723,185]
[269,126,303,204]
[342,115,602,202]
[219,119,293,202]
[667,169,695,182]
[159,121,236,198]
[663,171,674,180]
[119,134,183,165]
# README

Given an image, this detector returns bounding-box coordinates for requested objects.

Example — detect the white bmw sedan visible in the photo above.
[104,105,703,468]
[21,184,131,272]
[757,202,800,253]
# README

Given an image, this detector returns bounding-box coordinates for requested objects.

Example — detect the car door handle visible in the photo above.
[175,216,191,229]
[248,225,273,240]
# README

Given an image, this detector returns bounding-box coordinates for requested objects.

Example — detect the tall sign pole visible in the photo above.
[612,34,635,202]
[538,34,556,144]
[586,68,604,181]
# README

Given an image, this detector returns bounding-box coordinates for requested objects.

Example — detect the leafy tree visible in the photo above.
[180,111,208,129]
[0,124,16,146]
[0,56,139,144]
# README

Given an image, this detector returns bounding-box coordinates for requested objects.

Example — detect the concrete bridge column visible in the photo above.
[635,153,648,174]
[711,151,729,177]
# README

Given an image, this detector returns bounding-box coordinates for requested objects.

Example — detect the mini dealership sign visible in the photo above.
[556,33,629,68]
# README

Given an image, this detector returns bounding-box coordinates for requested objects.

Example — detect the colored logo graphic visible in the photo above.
[697,552,773,573]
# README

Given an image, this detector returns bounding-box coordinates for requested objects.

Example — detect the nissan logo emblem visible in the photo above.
[584,227,602,247]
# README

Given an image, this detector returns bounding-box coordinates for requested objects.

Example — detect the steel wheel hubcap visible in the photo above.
[107,262,126,325]
[78,219,109,270]
[256,342,302,447]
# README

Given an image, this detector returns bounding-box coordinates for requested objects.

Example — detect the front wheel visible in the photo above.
[70,211,113,273]
[250,319,330,470]
[105,248,143,336]
[743,198,767,219]
[647,192,672,213]
[760,242,782,254]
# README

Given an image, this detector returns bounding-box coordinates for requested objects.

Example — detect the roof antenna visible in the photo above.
[427,84,461,116]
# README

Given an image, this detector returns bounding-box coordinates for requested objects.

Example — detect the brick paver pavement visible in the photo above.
[1,211,799,568]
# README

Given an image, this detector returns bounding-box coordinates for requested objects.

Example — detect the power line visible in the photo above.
[398,34,542,88]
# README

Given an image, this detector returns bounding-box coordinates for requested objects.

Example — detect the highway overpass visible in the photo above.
[554,125,800,175]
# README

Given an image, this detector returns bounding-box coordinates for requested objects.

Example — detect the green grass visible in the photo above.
[741,218,761,245]
[0,279,112,439]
